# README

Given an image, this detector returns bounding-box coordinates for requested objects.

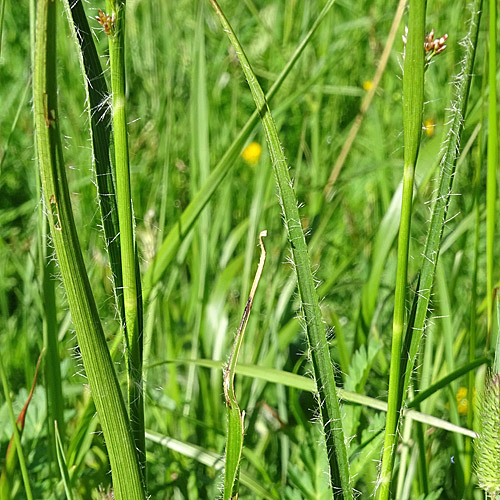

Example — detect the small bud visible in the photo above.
[425,29,448,60]
[402,25,408,45]
[424,29,435,53]
[96,9,115,36]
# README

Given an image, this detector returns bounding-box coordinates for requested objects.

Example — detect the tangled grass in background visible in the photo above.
[0,0,498,498]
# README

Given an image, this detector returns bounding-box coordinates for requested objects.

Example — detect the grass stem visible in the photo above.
[209,1,352,496]
[105,0,146,472]
[377,1,426,496]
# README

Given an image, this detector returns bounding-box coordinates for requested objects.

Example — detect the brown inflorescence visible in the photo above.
[96,9,115,36]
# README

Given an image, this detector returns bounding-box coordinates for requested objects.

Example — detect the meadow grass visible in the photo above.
[0,0,498,498]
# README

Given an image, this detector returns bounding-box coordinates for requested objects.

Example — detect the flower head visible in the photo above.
[362,80,373,92]
[96,9,116,36]
[424,29,448,68]
[241,142,262,165]
[425,29,448,56]
[474,372,500,497]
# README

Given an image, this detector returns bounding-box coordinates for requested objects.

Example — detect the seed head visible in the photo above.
[474,372,500,497]
[425,29,448,58]
[96,9,116,36]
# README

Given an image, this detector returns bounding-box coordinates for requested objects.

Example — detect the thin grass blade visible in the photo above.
[0,352,42,499]
[54,421,75,500]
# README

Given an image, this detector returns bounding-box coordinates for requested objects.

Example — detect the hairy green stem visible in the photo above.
[381,0,482,495]
[378,1,426,497]
[63,0,125,326]
[208,1,352,497]
[403,0,483,400]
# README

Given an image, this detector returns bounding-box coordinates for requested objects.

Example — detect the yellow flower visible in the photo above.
[362,80,373,91]
[456,387,469,415]
[241,142,262,165]
[424,118,435,137]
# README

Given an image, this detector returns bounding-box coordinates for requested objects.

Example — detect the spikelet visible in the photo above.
[474,371,500,498]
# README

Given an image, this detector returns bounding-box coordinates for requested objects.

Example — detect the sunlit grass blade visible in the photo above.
[486,0,497,336]
[103,0,145,470]
[54,421,74,500]
[208,1,352,496]
[154,358,477,438]
[33,0,145,497]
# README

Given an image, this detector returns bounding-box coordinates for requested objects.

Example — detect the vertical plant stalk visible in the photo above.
[223,231,267,500]
[486,0,497,336]
[208,2,352,497]
[402,0,483,400]
[63,0,125,325]
[33,1,145,498]
[104,0,145,471]
[31,0,65,453]
[377,1,426,497]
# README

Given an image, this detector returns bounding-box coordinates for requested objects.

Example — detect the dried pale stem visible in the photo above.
[324,0,407,197]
